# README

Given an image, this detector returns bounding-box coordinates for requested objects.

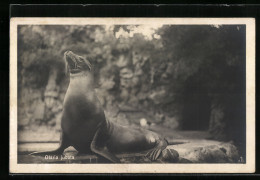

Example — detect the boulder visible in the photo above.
[168,140,240,163]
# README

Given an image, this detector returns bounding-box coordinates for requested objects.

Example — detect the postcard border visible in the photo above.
[9,18,255,173]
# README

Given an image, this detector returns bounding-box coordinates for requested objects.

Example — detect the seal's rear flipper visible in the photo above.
[145,138,168,161]
[146,148,162,161]
[90,145,120,163]
[90,128,120,163]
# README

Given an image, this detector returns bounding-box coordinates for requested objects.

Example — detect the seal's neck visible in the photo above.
[68,72,94,91]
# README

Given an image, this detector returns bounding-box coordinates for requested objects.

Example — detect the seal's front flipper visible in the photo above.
[29,132,70,156]
[90,128,120,163]
[29,149,63,156]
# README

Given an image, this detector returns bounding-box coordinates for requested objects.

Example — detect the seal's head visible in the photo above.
[64,51,92,76]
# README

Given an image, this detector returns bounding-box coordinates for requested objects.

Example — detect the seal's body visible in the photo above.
[61,69,104,153]
[30,51,168,162]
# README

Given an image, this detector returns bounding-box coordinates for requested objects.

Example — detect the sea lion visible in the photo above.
[30,50,170,163]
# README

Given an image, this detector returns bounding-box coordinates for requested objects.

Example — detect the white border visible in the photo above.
[10,18,255,173]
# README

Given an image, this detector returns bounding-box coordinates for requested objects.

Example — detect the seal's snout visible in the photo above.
[64,51,77,67]
[64,50,73,56]
[64,50,92,74]
[64,51,74,62]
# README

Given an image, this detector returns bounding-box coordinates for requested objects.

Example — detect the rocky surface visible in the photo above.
[168,140,240,163]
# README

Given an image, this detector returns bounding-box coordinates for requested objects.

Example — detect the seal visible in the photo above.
[30,51,170,163]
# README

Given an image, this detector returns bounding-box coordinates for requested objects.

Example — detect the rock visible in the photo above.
[116,55,129,67]
[134,68,143,76]
[154,112,165,123]
[51,99,63,113]
[93,47,102,55]
[220,142,240,162]
[148,88,167,105]
[178,158,192,163]
[131,76,140,87]
[163,116,179,129]
[132,51,148,66]
[137,91,148,101]
[183,146,229,163]
[32,99,45,120]
[95,89,106,106]
[118,104,138,112]
[120,88,129,101]
[127,95,139,106]
[160,148,179,162]
[140,118,148,127]
[105,105,120,118]
[120,78,132,88]
[114,113,129,126]
[120,68,134,79]
[55,112,62,130]
[100,76,116,90]
[170,140,240,163]
[165,62,174,75]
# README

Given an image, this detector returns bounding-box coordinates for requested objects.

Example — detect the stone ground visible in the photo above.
[18,125,244,164]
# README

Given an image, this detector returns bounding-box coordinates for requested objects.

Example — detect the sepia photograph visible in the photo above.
[9,18,255,173]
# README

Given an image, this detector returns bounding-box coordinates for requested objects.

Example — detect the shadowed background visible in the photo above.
[17,25,246,161]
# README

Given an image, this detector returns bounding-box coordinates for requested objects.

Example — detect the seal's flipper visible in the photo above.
[90,145,120,163]
[29,149,64,156]
[90,128,120,163]
[153,149,162,160]
[29,132,70,156]
[145,139,168,161]
[146,148,162,161]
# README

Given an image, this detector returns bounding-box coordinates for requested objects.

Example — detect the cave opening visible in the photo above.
[182,93,211,130]
[181,73,212,131]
